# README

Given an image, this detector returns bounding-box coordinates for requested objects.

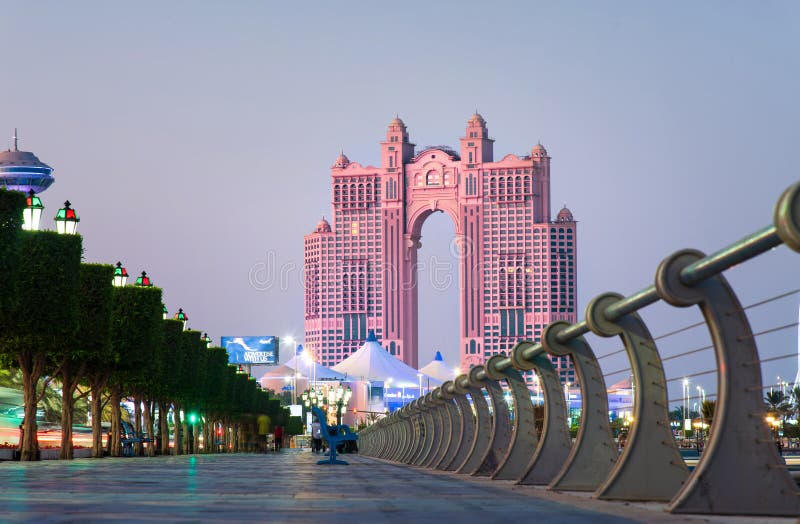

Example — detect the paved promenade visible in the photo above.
[0,450,793,523]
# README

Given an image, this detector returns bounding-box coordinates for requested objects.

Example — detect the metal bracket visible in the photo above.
[540,323,619,491]
[656,249,800,516]
[586,292,688,501]
[513,343,572,485]
[457,382,493,475]
[444,381,476,471]
[484,355,539,481]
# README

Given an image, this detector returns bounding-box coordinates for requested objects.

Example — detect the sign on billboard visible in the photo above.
[221,336,279,365]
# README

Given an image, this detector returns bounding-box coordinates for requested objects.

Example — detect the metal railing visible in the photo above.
[358,181,800,517]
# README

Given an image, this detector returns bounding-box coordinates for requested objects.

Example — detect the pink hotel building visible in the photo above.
[304,114,577,385]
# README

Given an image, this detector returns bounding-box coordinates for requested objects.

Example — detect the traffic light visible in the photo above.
[188,412,198,424]
[353,409,358,415]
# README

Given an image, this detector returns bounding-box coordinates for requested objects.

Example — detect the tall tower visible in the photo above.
[0,130,55,194]
[304,115,578,385]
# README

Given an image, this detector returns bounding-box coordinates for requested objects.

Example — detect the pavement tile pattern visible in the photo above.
[0,450,664,523]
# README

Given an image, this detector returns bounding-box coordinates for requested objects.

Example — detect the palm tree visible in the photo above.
[764,390,789,418]
[788,387,800,421]
[701,400,716,425]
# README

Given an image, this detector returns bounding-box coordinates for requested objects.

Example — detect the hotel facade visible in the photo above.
[304,115,577,384]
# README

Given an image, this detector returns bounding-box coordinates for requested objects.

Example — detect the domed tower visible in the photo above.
[381,116,414,204]
[532,141,551,222]
[556,205,574,223]
[381,116,415,171]
[332,152,350,169]
[460,112,494,166]
[314,216,332,233]
[0,130,55,194]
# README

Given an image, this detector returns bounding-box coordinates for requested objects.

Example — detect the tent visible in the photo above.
[283,355,348,382]
[258,363,304,393]
[418,351,456,383]
[332,332,441,388]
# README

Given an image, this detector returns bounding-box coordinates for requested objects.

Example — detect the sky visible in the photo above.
[2,1,799,404]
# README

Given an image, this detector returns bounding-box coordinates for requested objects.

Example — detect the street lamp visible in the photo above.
[54,200,80,235]
[696,385,706,405]
[328,383,352,426]
[201,333,212,348]
[135,271,153,287]
[693,420,703,452]
[174,308,188,330]
[113,262,128,287]
[22,189,44,231]
[682,377,690,424]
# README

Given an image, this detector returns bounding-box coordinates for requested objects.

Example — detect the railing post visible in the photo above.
[444,376,477,471]
[536,323,619,491]
[482,355,540,481]
[512,343,572,485]
[585,292,688,501]
[656,248,800,516]
[457,367,494,475]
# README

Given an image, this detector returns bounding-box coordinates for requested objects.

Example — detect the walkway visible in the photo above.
[0,450,791,523]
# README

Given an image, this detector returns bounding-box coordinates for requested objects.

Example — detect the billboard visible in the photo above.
[221,336,279,365]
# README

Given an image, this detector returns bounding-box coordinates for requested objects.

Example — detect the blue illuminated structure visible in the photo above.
[0,130,54,194]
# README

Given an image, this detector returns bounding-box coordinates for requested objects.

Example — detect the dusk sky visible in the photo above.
[2,2,798,402]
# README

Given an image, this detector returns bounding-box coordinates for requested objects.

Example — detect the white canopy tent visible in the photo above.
[283,354,348,382]
[418,351,456,383]
[332,332,441,388]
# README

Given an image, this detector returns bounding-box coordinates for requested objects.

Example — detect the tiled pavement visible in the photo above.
[0,450,789,523]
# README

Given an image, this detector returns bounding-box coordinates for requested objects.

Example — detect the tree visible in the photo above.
[701,400,716,426]
[0,231,82,461]
[0,189,25,314]
[56,263,113,459]
[107,286,162,457]
[156,319,184,455]
[764,390,790,418]
[788,386,800,422]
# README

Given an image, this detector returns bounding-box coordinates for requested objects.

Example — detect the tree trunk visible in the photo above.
[90,387,104,458]
[109,387,122,457]
[204,420,212,454]
[173,404,183,455]
[133,393,143,456]
[20,365,40,461]
[59,385,74,460]
[59,361,75,460]
[142,399,154,457]
[159,401,170,455]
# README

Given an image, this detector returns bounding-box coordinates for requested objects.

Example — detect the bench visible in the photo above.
[120,421,153,457]
[311,406,358,465]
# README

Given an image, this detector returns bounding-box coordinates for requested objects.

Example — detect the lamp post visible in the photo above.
[135,271,153,287]
[22,189,44,231]
[328,384,352,426]
[697,385,706,411]
[54,200,80,235]
[173,308,188,330]
[682,377,690,433]
[693,420,702,452]
[113,262,128,287]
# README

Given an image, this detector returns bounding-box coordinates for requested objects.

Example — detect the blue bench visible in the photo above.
[120,421,153,457]
[311,406,358,465]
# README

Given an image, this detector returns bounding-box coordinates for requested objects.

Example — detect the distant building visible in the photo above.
[0,131,55,194]
[304,115,577,385]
